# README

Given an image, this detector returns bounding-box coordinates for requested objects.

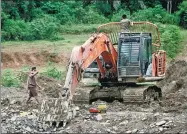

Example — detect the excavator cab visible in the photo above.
[97,22,166,83]
[117,32,153,82]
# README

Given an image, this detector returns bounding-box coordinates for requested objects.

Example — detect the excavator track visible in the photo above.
[73,80,162,105]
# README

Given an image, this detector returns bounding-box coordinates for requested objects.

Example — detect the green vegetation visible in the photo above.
[177,1,187,29]
[40,62,64,80]
[2,14,62,41]
[158,24,183,58]
[59,24,99,34]
[2,69,21,87]
[17,66,30,83]
[181,30,187,48]
[132,5,179,25]
[2,34,91,52]
[1,63,65,87]
[2,0,186,42]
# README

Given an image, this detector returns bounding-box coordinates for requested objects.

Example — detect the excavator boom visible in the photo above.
[63,33,118,100]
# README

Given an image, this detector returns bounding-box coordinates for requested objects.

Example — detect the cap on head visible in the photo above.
[122,14,127,19]
[31,66,36,71]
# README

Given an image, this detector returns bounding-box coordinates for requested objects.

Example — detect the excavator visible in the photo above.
[38,22,166,127]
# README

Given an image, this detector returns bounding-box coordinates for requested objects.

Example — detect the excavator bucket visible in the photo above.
[38,98,77,127]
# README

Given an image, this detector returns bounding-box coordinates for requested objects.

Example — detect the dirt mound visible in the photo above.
[1,50,69,69]
[36,75,64,98]
[158,60,187,86]
[158,59,187,110]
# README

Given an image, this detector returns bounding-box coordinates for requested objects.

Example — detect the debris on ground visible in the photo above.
[1,59,187,133]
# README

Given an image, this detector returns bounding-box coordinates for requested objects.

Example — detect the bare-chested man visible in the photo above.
[26,67,41,104]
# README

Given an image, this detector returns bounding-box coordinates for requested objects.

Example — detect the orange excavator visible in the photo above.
[39,22,166,126]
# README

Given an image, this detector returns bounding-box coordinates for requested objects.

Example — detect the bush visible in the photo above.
[42,62,62,80]
[55,2,109,24]
[132,5,179,25]
[2,69,21,87]
[158,24,183,58]
[41,1,76,24]
[2,15,63,41]
[55,2,75,24]
[30,15,62,40]
[17,66,30,83]
[30,8,45,19]
[94,1,112,17]
[2,19,32,41]
[79,6,109,24]
[41,1,62,14]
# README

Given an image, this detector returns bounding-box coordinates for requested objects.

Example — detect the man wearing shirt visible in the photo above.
[120,14,133,32]
[26,67,41,104]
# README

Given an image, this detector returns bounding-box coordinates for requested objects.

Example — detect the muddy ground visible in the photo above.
[1,59,187,133]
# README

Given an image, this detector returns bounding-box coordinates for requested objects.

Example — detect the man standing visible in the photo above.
[26,67,41,104]
[120,14,133,32]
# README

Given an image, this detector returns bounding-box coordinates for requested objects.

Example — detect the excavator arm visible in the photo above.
[63,33,118,101]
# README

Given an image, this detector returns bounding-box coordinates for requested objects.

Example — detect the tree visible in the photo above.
[83,0,92,7]
[160,0,183,13]
[120,0,141,15]
[108,0,115,12]
[177,1,187,29]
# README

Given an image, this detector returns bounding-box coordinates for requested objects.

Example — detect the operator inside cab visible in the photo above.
[146,56,152,76]
[120,14,133,32]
